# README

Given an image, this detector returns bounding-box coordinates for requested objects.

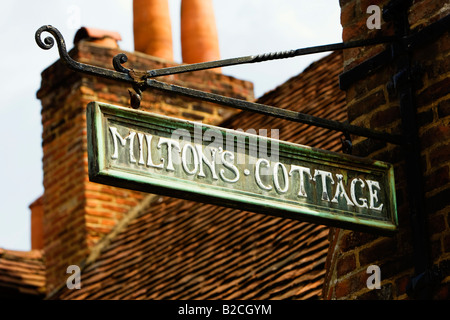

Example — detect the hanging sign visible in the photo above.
[87,102,398,235]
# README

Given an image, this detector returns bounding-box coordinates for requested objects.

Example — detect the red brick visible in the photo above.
[85,216,101,225]
[409,0,449,28]
[357,283,393,300]
[433,282,450,300]
[420,125,450,147]
[378,253,414,280]
[182,111,205,121]
[359,238,397,266]
[417,108,435,127]
[423,55,450,80]
[86,209,116,218]
[395,274,412,297]
[192,103,214,114]
[337,253,357,277]
[339,0,353,7]
[340,1,357,27]
[424,165,450,193]
[359,0,389,13]
[100,219,117,226]
[430,238,442,260]
[342,19,367,42]
[428,213,447,235]
[335,270,368,299]
[87,226,112,235]
[352,137,387,157]
[438,99,450,118]
[86,192,114,202]
[100,204,129,214]
[416,77,450,107]
[425,187,450,213]
[369,105,401,128]
[115,198,140,206]
[444,233,450,253]
[335,279,351,298]
[439,33,450,54]
[347,90,386,122]
[340,231,378,252]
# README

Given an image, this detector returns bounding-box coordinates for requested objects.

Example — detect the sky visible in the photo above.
[0,0,342,251]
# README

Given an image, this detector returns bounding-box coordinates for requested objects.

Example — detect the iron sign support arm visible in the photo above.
[35,25,403,146]
[339,1,449,299]
[143,78,405,145]
[339,12,450,90]
[143,36,397,78]
[382,0,444,299]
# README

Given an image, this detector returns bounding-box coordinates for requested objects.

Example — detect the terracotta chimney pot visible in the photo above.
[73,27,122,48]
[74,27,122,48]
[181,0,221,71]
[133,0,174,60]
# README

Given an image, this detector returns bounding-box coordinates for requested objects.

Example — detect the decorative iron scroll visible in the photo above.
[35,25,404,145]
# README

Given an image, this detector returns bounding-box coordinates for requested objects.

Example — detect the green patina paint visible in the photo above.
[87,101,398,235]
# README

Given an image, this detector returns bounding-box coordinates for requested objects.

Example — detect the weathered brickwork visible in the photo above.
[323,0,450,299]
[37,41,254,294]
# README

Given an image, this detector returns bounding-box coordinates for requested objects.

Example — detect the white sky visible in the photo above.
[0,0,342,251]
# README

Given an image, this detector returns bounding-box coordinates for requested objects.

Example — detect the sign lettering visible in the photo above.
[87,102,398,234]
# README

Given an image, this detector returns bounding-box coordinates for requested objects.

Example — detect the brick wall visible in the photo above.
[323,0,450,299]
[37,40,253,294]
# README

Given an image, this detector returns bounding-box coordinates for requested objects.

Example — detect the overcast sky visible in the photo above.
[0,0,342,251]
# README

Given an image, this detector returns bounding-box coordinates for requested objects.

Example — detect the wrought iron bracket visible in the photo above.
[406,266,443,299]
[339,13,450,90]
[379,0,448,299]
[35,25,405,146]
[340,131,353,155]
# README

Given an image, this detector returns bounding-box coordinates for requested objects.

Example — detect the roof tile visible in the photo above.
[0,249,46,299]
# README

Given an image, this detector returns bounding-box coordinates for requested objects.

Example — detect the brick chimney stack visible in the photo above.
[30,197,44,250]
[133,0,174,60]
[181,0,221,70]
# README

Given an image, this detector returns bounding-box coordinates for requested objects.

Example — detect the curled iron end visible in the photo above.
[113,53,130,74]
[35,25,58,50]
[35,25,73,65]
[35,25,135,82]
[341,132,353,155]
[128,87,142,109]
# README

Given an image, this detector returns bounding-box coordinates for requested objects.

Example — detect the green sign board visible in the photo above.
[87,102,398,235]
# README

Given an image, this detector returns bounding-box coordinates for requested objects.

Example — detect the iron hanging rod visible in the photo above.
[145,36,397,77]
[144,78,405,145]
[35,25,404,145]
[36,25,396,82]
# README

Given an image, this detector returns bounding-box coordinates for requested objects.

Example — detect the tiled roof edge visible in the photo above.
[45,194,161,299]
[0,249,46,297]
